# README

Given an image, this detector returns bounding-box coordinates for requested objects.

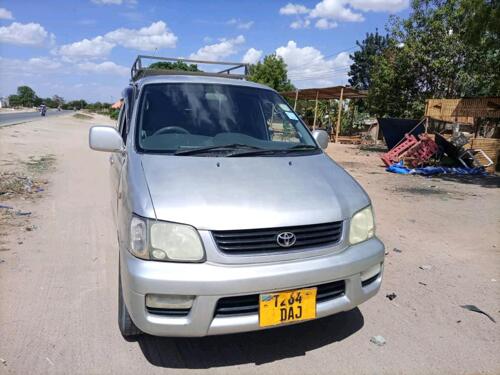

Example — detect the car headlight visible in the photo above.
[129,216,205,262]
[349,206,375,245]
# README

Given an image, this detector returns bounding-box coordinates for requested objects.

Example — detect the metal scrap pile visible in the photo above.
[378,119,494,175]
[381,133,439,168]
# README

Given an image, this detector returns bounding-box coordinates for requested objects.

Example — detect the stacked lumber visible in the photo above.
[335,135,362,144]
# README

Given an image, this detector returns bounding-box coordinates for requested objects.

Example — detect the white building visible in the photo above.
[0,97,9,108]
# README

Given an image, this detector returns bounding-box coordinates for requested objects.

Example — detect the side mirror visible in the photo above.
[312,130,329,149]
[89,126,124,152]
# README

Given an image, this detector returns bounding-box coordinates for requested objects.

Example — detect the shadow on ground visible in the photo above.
[430,173,500,189]
[137,308,364,369]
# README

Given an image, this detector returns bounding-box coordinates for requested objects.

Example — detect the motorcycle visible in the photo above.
[40,106,47,116]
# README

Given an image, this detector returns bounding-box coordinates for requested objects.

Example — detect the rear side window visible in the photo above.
[117,104,127,142]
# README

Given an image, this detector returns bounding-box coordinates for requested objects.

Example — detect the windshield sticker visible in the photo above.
[285,111,299,120]
[278,104,290,111]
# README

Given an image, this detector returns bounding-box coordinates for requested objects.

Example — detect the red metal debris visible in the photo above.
[381,133,438,167]
[404,134,439,168]
[381,134,419,166]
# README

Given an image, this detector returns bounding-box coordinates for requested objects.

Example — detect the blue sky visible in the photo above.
[0,0,409,103]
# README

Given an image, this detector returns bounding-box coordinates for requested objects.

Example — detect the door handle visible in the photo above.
[109,156,114,165]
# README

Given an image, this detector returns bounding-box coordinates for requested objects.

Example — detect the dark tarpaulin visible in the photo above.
[377,118,425,150]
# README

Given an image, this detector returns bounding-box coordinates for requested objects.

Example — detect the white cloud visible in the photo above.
[242,48,263,64]
[27,57,62,70]
[190,35,245,61]
[92,0,122,3]
[0,57,62,76]
[0,57,65,97]
[0,22,53,46]
[0,7,14,20]
[56,36,115,59]
[91,0,137,5]
[77,19,97,26]
[77,61,128,76]
[280,0,408,29]
[227,18,254,30]
[290,19,310,29]
[349,0,409,11]
[55,21,177,60]
[279,3,310,15]
[105,21,177,50]
[0,56,128,102]
[315,18,338,29]
[276,41,352,87]
[310,0,364,22]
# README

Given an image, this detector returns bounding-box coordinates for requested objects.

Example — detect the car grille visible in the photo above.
[212,221,343,254]
[214,280,345,317]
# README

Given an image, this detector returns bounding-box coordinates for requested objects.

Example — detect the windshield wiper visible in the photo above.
[227,144,318,157]
[174,143,263,156]
[287,144,318,150]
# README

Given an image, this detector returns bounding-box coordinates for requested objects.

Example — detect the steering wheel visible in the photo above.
[153,126,190,136]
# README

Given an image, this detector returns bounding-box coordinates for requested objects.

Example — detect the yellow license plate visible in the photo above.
[259,288,317,327]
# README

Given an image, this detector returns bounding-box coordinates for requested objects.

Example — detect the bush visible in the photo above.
[109,109,119,120]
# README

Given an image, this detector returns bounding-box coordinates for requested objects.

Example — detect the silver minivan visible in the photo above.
[89,58,384,338]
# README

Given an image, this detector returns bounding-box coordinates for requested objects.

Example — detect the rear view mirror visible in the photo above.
[89,126,124,152]
[312,130,329,149]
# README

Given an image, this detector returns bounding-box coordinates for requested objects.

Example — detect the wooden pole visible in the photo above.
[312,90,319,131]
[293,89,299,111]
[424,101,429,133]
[335,87,344,143]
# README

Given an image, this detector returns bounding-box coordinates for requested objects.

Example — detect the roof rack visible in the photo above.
[131,55,249,82]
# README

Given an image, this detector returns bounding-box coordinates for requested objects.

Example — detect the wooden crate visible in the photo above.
[469,138,500,172]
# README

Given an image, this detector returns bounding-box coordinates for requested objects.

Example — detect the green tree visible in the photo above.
[459,0,500,95]
[367,0,500,118]
[52,95,65,107]
[248,54,295,92]
[15,86,38,107]
[8,95,21,107]
[348,30,390,90]
[63,99,88,110]
[149,61,200,72]
[43,97,57,108]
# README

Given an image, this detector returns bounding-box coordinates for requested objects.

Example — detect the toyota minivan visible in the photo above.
[89,57,384,338]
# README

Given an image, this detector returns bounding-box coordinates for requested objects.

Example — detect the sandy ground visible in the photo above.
[0,114,499,375]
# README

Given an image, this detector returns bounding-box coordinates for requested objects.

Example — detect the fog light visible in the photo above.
[145,294,194,309]
[361,263,381,282]
[151,249,167,260]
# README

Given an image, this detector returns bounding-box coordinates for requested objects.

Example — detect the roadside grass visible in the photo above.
[73,113,93,120]
[23,154,56,173]
[0,154,54,199]
[0,154,55,248]
[0,172,26,195]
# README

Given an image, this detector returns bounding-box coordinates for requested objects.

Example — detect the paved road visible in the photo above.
[0,109,71,127]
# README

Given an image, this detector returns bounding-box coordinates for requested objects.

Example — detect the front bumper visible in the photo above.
[120,237,385,337]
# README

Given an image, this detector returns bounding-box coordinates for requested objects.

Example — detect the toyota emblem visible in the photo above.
[276,232,296,247]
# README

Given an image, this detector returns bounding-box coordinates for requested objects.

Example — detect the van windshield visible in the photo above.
[136,83,318,155]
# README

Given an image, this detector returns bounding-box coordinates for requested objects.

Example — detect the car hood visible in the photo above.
[140,153,370,231]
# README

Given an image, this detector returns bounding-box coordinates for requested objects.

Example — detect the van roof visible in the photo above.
[133,75,276,92]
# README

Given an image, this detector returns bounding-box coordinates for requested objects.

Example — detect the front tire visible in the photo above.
[118,270,142,340]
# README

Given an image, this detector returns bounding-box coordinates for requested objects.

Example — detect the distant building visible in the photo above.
[0,97,9,108]
[111,99,123,109]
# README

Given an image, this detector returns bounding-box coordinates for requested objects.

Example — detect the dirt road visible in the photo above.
[0,114,499,374]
